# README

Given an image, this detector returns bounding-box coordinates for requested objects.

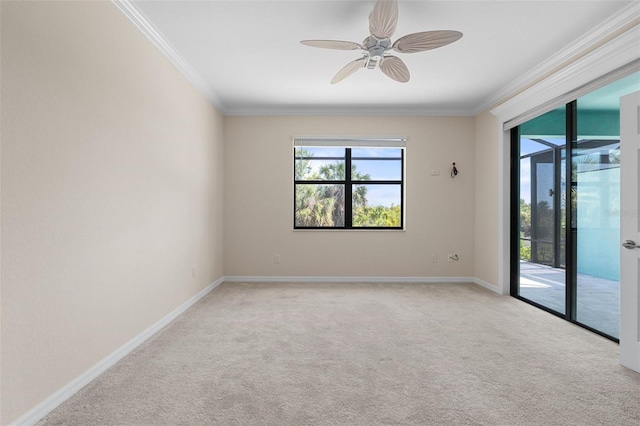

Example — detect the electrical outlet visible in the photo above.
[430,254,437,263]
[274,254,281,263]
[448,254,459,262]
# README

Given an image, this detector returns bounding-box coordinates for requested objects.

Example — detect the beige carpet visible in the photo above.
[39,282,640,425]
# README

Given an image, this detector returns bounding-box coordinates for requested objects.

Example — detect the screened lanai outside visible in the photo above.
[517,107,567,315]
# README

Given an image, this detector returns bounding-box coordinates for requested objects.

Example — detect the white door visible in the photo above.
[620,91,640,372]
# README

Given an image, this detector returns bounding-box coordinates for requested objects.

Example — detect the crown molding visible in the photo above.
[111,0,226,113]
[476,1,640,116]
[491,26,640,124]
[223,106,476,117]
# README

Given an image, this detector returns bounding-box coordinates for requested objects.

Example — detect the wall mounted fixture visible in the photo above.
[451,162,458,178]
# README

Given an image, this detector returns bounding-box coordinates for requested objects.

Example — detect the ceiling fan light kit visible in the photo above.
[301,0,462,84]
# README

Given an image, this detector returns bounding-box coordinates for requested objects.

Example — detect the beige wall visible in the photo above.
[224,116,475,278]
[473,111,501,288]
[0,1,224,423]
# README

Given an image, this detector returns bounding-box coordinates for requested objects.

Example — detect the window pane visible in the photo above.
[351,148,402,158]
[295,147,345,158]
[352,159,402,181]
[521,138,552,157]
[520,107,566,138]
[295,184,345,227]
[352,184,401,227]
[295,159,345,180]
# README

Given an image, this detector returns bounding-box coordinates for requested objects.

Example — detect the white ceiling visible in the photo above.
[127,0,634,115]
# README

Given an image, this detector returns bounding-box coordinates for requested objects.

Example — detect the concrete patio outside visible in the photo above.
[519,260,620,339]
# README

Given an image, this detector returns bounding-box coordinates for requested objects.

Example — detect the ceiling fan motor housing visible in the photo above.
[363,36,391,69]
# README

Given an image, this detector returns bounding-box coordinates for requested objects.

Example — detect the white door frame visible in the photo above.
[619,91,640,372]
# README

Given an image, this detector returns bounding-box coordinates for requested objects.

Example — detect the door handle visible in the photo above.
[622,240,638,249]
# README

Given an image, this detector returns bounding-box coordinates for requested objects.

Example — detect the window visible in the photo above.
[294,137,405,229]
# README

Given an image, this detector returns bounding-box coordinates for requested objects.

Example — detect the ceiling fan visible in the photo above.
[301,0,462,84]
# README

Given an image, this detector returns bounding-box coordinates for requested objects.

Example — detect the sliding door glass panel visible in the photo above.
[572,73,640,338]
[518,107,566,314]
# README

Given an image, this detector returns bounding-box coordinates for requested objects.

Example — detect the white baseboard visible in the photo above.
[224,275,501,293]
[471,277,502,294]
[12,277,224,426]
[224,275,469,283]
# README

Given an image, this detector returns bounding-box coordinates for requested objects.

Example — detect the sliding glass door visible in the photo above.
[573,86,624,338]
[512,71,640,340]
[516,107,566,315]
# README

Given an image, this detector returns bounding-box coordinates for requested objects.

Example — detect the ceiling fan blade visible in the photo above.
[369,0,398,39]
[392,30,463,53]
[300,40,363,50]
[331,57,366,84]
[380,56,410,83]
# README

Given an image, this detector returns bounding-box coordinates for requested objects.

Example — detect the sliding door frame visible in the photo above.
[509,120,567,320]
[510,100,619,342]
[509,129,520,298]
[566,101,577,323]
